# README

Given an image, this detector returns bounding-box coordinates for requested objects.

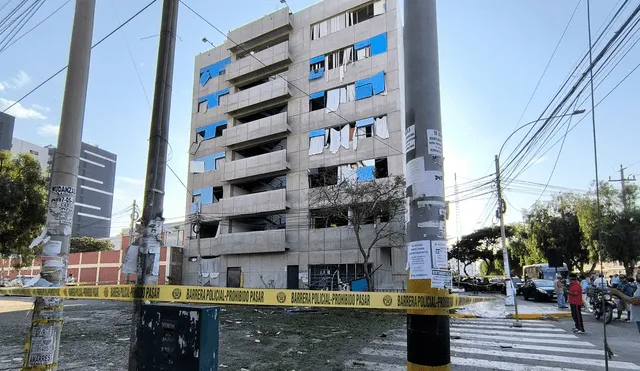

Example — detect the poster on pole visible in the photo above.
[431,240,448,269]
[405,125,416,152]
[407,240,432,279]
[431,269,452,289]
[427,129,443,156]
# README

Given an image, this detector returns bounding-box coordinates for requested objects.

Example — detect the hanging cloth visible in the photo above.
[329,128,341,154]
[375,116,389,139]
[352,126,358,150]
[309,136,325,155]
[340,125,350,149]
[346,84,356,102]
[326,88,340,112]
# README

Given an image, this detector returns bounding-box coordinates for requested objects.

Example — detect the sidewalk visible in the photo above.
[453,294,573,319]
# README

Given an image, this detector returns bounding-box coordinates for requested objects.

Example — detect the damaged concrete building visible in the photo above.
[183,0,407,290]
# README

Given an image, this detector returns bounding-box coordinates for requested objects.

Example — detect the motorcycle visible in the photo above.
[588,287,616,324]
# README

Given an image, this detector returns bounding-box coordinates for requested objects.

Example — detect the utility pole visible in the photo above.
[126,200,137,284]
[22,1,96,370]
[194,209,202,286]
[454,173,461,285]
[404,1,450,369]
[495,156,521,326]
[609,164,636,212]
[127,0,179,369]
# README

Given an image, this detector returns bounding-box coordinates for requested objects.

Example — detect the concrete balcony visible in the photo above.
[227,8,292,56]
[223,150,290,183]
[192,229,287,256]
[190,164,225,189]
[226,41,292,86]
[308,224,404,250]
[225,112,291,149]
[225,78,291,117]
[220,188,289,218]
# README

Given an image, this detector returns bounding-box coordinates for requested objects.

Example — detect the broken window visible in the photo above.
[309,92,326,111]
[200,221,219,238]
[213,187,223,203]
[375,158,389,178]
[196,120,228,141]
[236,103,287,124]
[234,138,286,159]
[310,208,348,229]
[308,166,338,188]
[237,72,281,91]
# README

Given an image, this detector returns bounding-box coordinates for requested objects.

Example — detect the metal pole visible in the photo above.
[404,1,450,369]
[126,199,137,284]
[22,1,96,370]
[127,0,178,369]
[495,155,521,326]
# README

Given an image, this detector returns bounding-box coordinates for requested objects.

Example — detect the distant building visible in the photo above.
[0,112,15,151]
[10,138,50,173]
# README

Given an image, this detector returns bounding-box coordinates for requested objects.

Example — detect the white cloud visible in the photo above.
[0,82,5,91]
[32,104,50,112]
[1,70,31,90]
[37,124,59,137]
[0,98,47,120]
[116,175,145,186]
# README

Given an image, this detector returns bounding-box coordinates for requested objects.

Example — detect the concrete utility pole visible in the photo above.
[494,156,521,327]
[22,1,96,370]
[404,1,450,369]
[126,199,137,284]
[454,173,461,284]
[609,164,636,212]
[127,0,179,369]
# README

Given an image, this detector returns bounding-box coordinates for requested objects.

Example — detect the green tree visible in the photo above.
[70,237,114,253]
[451,226,504,276]
[0,151,48,267]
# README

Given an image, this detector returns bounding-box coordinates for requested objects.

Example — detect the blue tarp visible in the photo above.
[309,129,325,138]
[190,202,201,214]
[197,120,228,140]
[196,152,225,171]
[356,166,375,182]
[355,117,375,127]
[199,58,231,86]
[193,187,213,204]
[350,278,368,292]
[355,84,372,100]
[309,67,324,80]
[310,55,325,65]
[371,71,385,95]
[354,39,371,51]
[198,88,230,109]
[370,33,388,56]
[309,91,325,100]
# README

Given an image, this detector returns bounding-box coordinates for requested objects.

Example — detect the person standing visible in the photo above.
[615,275,633,321]
[611,274,640,338]
[611,274,620,286]
[568,273,585,333]
[556,275,568,309]
[580,275,591,312]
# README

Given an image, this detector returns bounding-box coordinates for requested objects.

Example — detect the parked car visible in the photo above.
[522,279,557,302]
[488,278,506,293]
[512,277,524,295]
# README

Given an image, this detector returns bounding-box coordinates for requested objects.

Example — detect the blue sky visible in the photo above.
[1,0,639,238]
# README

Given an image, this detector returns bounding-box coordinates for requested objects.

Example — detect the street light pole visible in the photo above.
[495,109,585,323]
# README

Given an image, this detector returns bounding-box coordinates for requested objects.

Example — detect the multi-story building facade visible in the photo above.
[0,112,15,151]
[49,142,117,238]
[10,138,51,173]
[184,0,406,290]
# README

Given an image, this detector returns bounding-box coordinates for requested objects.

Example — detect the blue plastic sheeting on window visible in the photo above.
[309,91,325,100]
[355,117,375,128]
[196,152,225,171]
[310,55,324,65]
[370,33,387,56]
[190,202,201,214]
[350,278,368,292]
[356,166,375,182]
[354,39,371,51]
[309,129,325,138]
[199,58,231,86]
[355,77,370,88]
[198,88,230,109]
[371,71,386,95]
[193,188,214,204]
[197,120,228,140]
[355,84,373,100]
[309,67,324,80]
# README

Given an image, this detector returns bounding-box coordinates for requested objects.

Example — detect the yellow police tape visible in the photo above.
[0,285,498,310]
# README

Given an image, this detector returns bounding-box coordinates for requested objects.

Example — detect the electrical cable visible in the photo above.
[1,0,157,115]
[0,0,44,52]
[0,0,71,56]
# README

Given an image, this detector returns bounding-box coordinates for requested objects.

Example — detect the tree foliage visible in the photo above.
[0,151,48,267]
[70,237,114,254]
[309,175,406,290]
[451,226,507,276]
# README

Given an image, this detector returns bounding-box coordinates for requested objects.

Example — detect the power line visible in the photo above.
[1,0,157,115]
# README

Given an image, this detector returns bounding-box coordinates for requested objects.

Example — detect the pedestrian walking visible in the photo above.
[568,273,585,333]
[580,275,590,312]
[615,275,633,321]
[556,275,567,309]
[611,274,640,338]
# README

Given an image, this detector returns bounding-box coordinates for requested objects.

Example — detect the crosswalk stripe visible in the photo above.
[452,319,557,327]
[451,346,640,370]
[451,323,566,332]
[449,328,578,338]
[392,331,580,341]
[347,355,587,371]
[371,339,599,355]
[452,357,587,371]
[450,332,596,347]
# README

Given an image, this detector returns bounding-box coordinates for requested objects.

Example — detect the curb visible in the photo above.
[451,312,573,320]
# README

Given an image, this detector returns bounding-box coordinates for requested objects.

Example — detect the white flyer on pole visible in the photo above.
[427,129,443,156]
[405,125,416,152]
[408,240,432,279]
[412,170,444,199]
[431,240,448,269]
[431,269,452,289]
